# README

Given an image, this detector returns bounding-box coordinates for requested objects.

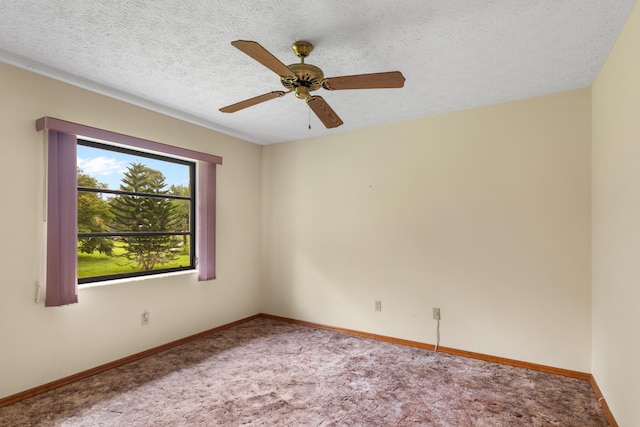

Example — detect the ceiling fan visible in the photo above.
[219,40,406,128]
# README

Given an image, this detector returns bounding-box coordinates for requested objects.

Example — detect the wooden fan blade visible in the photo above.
[307,96,343,129]
[220,91,286,113]
[231,40,296,78]
[322,71,405,90]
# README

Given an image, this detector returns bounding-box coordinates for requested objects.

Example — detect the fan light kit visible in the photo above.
[220,40,406,128]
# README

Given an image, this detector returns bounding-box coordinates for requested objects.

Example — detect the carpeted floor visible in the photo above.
[0,318,608,426]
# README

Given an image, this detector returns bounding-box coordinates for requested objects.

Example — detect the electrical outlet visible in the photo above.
[141,310,150,326]
[433,307,441,320]
[375,300,382,312]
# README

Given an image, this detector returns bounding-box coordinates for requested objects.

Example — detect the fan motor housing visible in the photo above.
[281,63,324,93]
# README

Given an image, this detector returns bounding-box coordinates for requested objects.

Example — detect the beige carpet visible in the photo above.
[0,318,608,426]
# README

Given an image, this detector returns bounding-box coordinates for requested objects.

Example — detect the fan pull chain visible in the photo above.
[308,105,311,130]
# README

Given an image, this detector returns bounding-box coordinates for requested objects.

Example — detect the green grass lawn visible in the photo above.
[78,241,191,279]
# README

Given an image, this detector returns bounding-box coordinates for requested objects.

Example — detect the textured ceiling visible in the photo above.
[0,0,636,145]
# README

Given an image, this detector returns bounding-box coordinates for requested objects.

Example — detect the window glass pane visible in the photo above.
[77,140,195,283]
[78,236,192,279]
[108,194,188,233]
[77,144,191,192]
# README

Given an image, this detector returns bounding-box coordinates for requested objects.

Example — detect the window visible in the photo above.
[77,139,196,283]
[36,117,222,306]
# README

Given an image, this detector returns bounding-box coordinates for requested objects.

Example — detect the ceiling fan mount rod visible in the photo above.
[291,41,313,62]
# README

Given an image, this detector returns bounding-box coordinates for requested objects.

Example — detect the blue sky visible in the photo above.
[77,144,191,190]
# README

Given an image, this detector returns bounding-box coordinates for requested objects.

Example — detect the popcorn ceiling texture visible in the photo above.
[0,318,608,426]
[0,0,635,144]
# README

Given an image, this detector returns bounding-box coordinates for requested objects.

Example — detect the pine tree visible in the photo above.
[109,163,181,270]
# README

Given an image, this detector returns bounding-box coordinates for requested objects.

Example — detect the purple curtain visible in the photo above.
[45,130,79,306]
[197,161,217,281]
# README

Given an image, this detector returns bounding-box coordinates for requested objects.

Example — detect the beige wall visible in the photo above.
[592,0,640,425]
[0,62,263,399]
[262,88,592,372]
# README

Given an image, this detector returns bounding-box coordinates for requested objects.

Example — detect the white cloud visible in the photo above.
[77,156,127,176]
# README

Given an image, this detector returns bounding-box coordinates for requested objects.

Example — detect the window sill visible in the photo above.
[78,269,198,289]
